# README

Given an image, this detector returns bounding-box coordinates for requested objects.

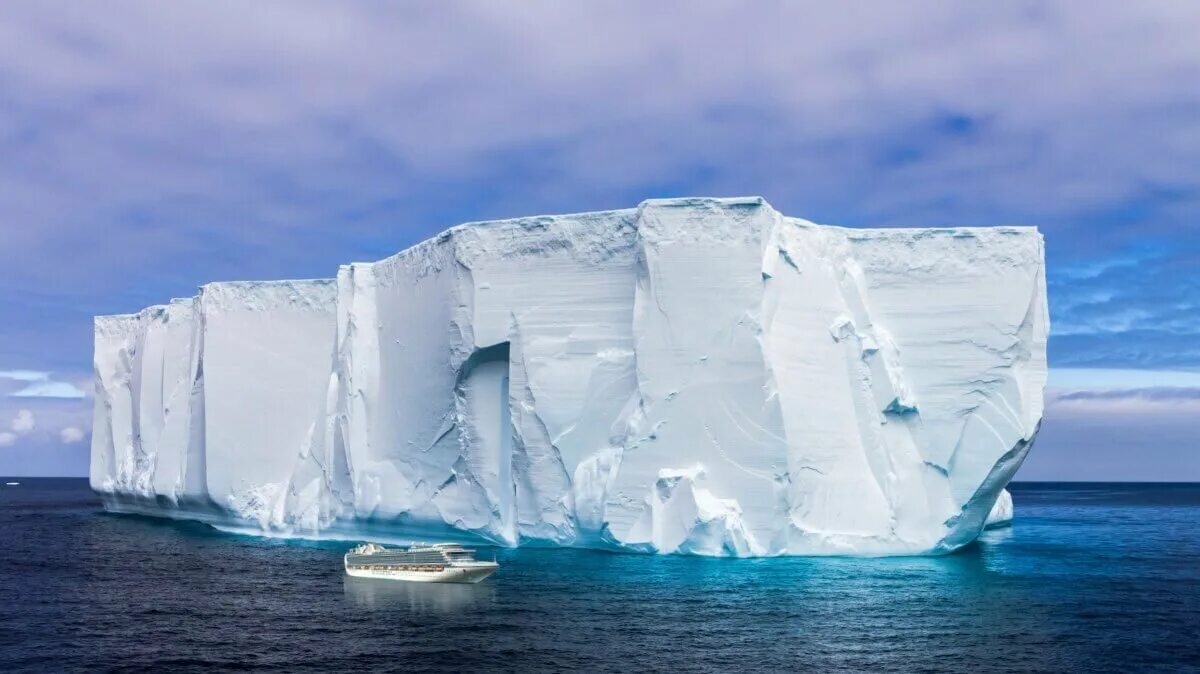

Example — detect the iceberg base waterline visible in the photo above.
[97,486,1020,556]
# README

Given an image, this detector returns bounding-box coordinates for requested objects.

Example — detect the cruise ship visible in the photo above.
[343,542,498,583]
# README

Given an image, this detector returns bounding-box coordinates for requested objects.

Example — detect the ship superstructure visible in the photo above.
[344,542,498,583]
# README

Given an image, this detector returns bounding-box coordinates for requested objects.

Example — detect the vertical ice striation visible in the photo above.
[198,281,337,528]
[91,197,1047,556]
[91,281,337,526]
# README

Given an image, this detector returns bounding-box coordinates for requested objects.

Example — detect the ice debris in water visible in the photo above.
[985,488,1014,528]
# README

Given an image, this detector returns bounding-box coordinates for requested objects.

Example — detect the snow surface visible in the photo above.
[91,197,1046,556]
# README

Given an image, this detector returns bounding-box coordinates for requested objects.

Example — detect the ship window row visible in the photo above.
[348,555,448,563]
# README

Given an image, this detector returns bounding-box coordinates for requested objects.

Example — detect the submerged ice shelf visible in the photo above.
[90,197,1047,556]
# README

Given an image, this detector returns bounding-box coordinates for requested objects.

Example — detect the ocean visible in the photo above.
[1,479,1197,672]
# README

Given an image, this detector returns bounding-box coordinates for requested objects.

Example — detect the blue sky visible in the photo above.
[0,1,1197,477]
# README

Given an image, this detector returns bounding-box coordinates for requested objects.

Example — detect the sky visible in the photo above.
[0,1,1197,478]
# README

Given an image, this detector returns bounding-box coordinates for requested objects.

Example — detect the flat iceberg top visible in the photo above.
[91,197,1046,557]
[356,196,1038,267]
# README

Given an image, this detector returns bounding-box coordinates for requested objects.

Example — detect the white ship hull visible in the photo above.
[345,562,498,584]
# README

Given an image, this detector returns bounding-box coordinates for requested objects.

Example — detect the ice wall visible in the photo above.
[91,281,337,523]
[985,488,1014,528]
[92,197,1047,556]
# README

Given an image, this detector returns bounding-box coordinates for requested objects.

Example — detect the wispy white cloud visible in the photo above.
[1047,367,1200,415]
[0,371,88,399]
[11,381,88,399]
[11,409,35,433]
[0,399,92,473]
[1052,387,1200,402]
[0,0,1198,382]
[0,370,53,382]
[1047,245,1200,367]
[59,426,85,444]
[1047,385,1200,415]
[1024,386,1200,481]
[1048,368,1200,390]
[0,432,15,447]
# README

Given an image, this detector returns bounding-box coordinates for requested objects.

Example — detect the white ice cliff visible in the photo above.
[90,197,1047,556]
[984,489,1014,528]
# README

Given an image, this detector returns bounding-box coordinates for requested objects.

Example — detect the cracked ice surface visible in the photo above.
[90,197,1046,556]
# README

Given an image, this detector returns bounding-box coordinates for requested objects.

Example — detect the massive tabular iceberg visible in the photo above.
[90,197,1047,556]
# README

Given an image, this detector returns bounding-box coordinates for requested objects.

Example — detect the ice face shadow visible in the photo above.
[342,575,496,613]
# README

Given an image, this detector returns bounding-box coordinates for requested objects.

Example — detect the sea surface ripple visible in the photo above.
[1,480,1198,672]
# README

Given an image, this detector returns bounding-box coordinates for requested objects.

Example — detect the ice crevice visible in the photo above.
[90,197,1047,557]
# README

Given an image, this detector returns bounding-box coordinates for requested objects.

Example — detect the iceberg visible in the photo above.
[984,488,1014,528]
[90,197,1047,556]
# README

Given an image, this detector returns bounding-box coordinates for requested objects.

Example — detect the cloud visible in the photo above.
[0,400,92,473]
[11,381,88,399]
[1023,389,1200,481]
[0,370,53,382]
[0,371,88,399]
[1047,385,1200,416]
[0,0,1198,381]
[11,409,35,433]
[1052,387,1200,402]
[0,432,14,447]
[1048,368,1200,389]
[1048,247,1200,369]
[59,426,85,444]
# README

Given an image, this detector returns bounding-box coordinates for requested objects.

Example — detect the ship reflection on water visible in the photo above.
[343,575,496,612]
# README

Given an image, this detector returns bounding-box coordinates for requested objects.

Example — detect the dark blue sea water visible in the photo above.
[1,480,1198,672]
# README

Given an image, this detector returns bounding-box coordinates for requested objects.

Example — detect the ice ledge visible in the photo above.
[985,489,1014,528]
